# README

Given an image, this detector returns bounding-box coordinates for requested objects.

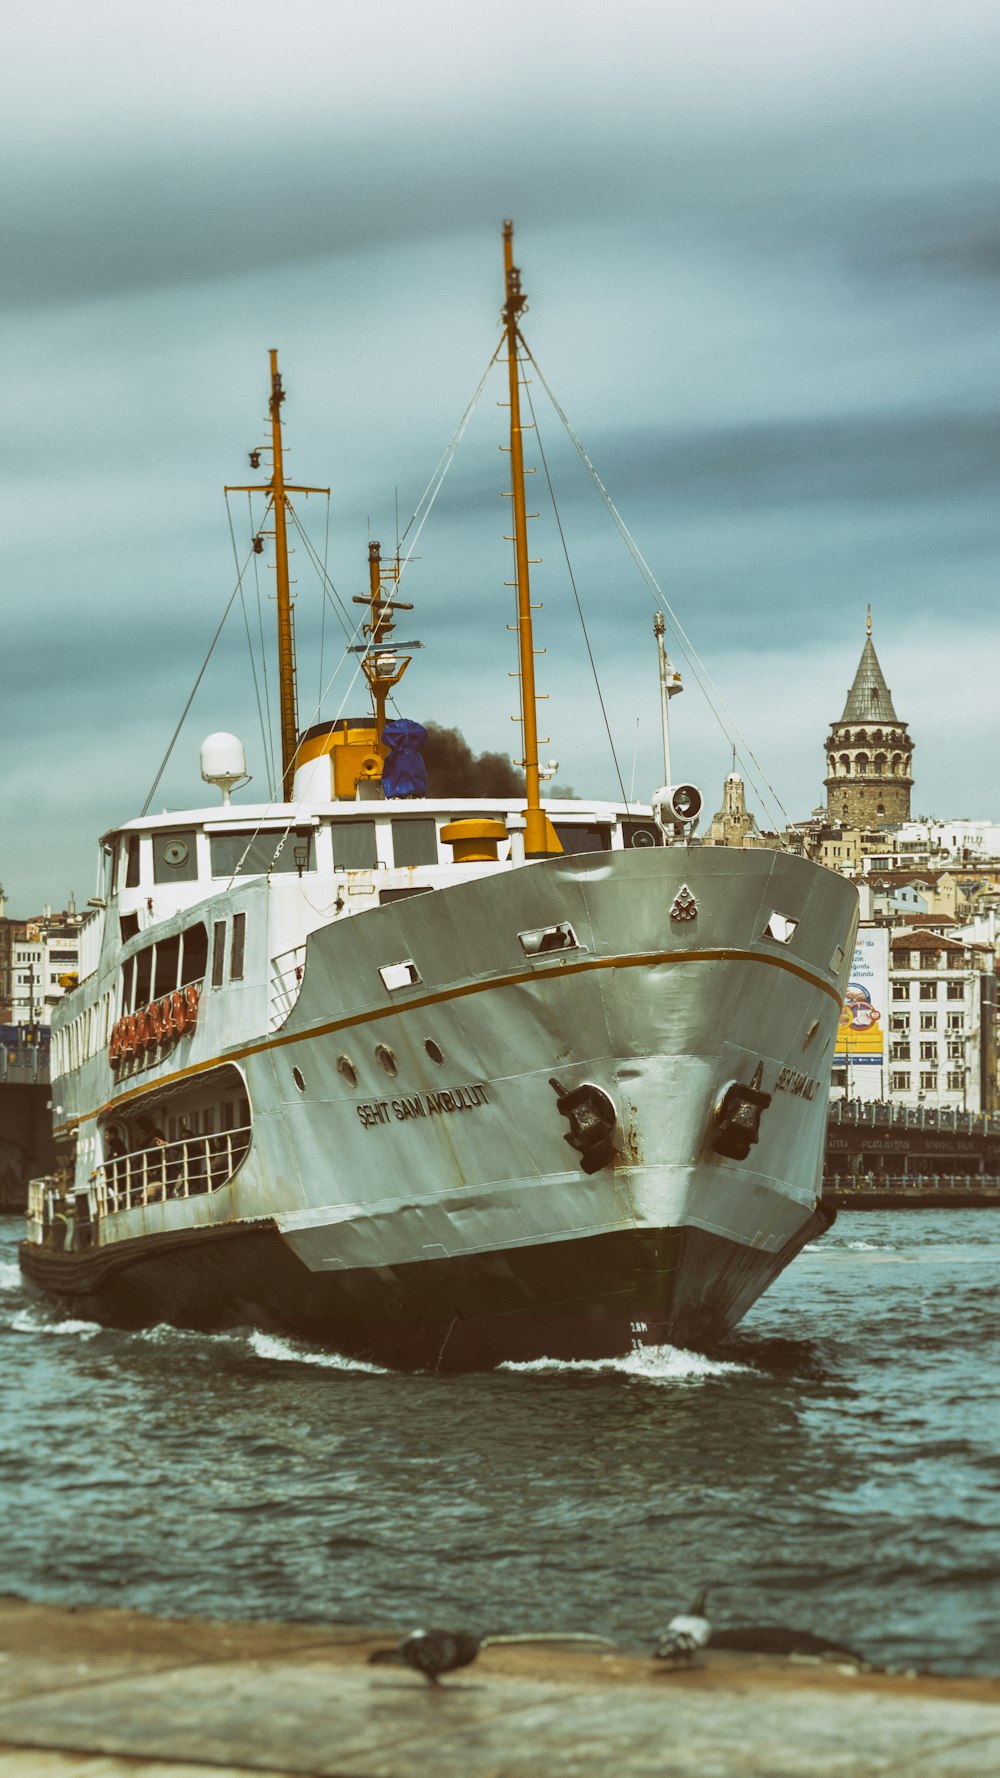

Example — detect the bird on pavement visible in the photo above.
[368,1628,481,1687]
[654,1591,711,1666]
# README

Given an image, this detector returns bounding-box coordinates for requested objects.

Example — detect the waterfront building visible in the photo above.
[5,904,84,1029]
[886,930,995,1114]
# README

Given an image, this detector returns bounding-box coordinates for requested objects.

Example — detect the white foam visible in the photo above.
[0,1261,22,1292]
[500,1343,753,1382]
[247,1330,388,1373]
[9,1309,100,1338]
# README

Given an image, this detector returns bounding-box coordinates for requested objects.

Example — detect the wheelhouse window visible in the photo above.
[134,947,153,1006]
[621,820,662,849]
[231,912,246,982]
[211,921,226,988]
[391,819,438,867]
[153,935,181,998]
[553,823,613,856]
[125,835,141,888]
[331,821,378,870]
[210,831,314,877]
[153,829,199,884]
[180,923,208,986]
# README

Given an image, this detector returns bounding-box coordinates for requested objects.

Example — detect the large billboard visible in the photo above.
[835,926,889,1085]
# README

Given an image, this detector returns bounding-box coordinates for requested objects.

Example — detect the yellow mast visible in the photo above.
[502,220,555,858]
[226,351,329,799]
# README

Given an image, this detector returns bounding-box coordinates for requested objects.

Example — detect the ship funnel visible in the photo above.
[200,732,248,805]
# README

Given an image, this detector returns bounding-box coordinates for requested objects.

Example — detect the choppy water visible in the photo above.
[1,1212,997,1674]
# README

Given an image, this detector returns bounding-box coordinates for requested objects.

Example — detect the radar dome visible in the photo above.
[200,733,247,804]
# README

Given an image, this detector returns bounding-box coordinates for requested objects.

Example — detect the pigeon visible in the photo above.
[368,1627,481,1687]
[654,1591,711,1666]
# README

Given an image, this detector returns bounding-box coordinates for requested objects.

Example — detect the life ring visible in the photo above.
[109,1023,121,1064]
[184,982,199,1029]
[123,1014,137,1057]
[148,1000,162,1043]
[136,1007,148,1048]
[171,989,186,1034]
[160,994,175,1039]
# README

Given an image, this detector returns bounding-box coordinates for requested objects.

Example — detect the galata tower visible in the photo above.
[824,615,913,826]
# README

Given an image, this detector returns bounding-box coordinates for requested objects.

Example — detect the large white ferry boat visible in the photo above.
[21,225,858,1369]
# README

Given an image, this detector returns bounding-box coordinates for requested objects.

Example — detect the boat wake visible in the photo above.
[499,1344,755,1383]
[10,1307,100,1338]
[247,1330,390,1373]
[0,1260,22,1293]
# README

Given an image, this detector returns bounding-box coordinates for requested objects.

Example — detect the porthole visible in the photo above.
[424,1039,444,1065]
[375,1043,397,1077]
[292,1066,306,1093]
[162,839,190,868]
[337,1054,358,1088]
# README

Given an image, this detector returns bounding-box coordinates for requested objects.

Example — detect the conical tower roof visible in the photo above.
[839,629,898,723]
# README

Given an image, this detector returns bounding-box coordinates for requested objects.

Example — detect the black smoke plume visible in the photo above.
[420,724,525,797]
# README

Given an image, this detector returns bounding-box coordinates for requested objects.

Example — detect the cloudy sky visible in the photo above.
[2,0,998,911]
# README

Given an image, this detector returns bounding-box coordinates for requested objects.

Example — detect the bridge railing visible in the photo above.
[825,1172,1000,1193]
[828,1101,1000,1138]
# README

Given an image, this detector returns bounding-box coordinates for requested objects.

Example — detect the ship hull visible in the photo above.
[24,845,857,1368]
[19,1203,834,1370]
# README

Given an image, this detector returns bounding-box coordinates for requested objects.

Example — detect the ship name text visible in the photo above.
[357,1083,490,1128]
[774,1066,819,1101]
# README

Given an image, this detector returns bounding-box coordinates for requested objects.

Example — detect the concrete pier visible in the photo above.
[0,1596,997,1776]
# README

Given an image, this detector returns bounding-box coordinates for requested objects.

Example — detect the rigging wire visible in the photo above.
[222,355,498,883]
[520,351,629,807]
[140,563,250,818]
[225,493,274,800]
[519,337,795,835]
[287,504,354,639]
[394,348,497,583]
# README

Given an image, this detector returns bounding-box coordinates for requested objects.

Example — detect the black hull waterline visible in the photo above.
[19,1206,834,1372]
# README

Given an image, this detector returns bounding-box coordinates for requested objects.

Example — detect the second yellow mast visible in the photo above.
[503,221,556,858]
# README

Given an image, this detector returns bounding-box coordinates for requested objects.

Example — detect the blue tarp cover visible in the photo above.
[382,720,428,799]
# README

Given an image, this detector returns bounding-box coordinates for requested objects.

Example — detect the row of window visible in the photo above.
[891,1041,967,1062]
[892,981,966,1000]
[53,988,117,1078]
[890,1012,966,1032]
[117,816,663,891]
[891,1071,968,1093]
[898,955,971,974]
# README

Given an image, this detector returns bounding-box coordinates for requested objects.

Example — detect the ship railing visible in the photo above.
[92,1125,252,1216]
[269,945,306,1030]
